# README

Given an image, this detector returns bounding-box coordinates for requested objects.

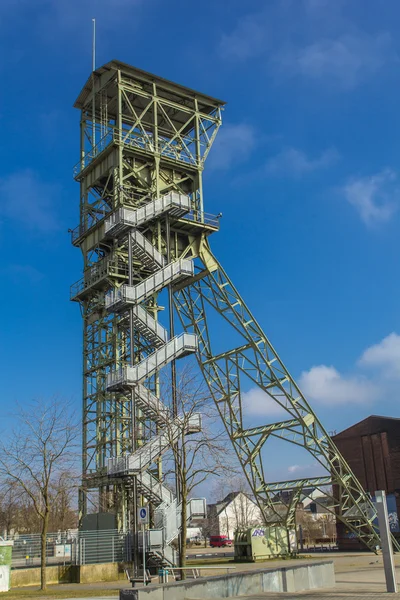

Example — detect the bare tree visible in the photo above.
[199,513,219,547]
[0,481,21,538]
[49,470,79,531]
[297,509,336,547]
[161,364,236,576]
[0,398,79,590]
[0,475,78,537]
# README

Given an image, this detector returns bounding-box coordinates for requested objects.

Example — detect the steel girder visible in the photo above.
[174,244,397,552]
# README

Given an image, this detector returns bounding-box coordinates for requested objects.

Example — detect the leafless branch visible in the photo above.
[0,397,79,590]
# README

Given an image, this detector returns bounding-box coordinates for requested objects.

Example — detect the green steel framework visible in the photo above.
[71,59,392,552]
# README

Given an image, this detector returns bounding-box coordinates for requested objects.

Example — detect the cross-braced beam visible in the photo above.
[174,246,397,551]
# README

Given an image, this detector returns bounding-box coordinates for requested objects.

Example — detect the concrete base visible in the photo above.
[120,560,335,599]
[12,566,74,587]
[79,562,120,584]
[12,562,131,587]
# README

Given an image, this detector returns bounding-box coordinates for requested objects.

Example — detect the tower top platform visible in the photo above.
[74,59,226,114]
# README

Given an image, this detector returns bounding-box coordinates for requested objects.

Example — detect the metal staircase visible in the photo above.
[137,471,174,505]
[129,305,167,349]
[104,191,191,238]
[105,260,194,311]
[107,333,198,390]
[135,384,170,426]
[108,414,201,475]
[129,230,165,272]
[105,192,205,567]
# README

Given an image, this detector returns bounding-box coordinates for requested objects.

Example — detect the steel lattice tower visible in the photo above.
[71,60,392,558]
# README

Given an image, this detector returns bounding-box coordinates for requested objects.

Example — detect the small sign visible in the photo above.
[138,506,149,524]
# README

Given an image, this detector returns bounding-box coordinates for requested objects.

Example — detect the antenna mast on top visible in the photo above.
[91,18,96,149]
[92,18,96,71]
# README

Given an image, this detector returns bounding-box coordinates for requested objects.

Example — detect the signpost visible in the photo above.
[375,490,397,593]
[138,506,149,586]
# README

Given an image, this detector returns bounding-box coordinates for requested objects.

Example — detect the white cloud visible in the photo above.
[3,264,44,284]
[288,465,302,474]
[298,365,378,405]
[241,388,288,419]
[288,463,317,475]
[359,333,400,379]
[219,12,270,61]
[299,333,400,408]
[278,33,396,89]
[0,0,147,40]
[266,146,339,176]
[0,169,60,233]
[243,332,400,417]
[208,123,256,171]
[219,4,396,89]
[342,168,398,226]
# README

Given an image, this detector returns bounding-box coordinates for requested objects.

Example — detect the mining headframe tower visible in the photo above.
[70,59,388,566]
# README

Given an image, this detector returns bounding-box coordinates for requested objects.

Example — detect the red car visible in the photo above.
[209,535,233,547]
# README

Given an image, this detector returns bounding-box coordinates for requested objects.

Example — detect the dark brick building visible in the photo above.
[332,415,400,550]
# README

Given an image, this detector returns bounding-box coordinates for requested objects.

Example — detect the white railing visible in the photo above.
[118,130,198,167]
[106,333,198,389]
[73,129,115,177]
[135,383,170,424]
[137,530,176,567]
[155,499,180,546]
[187,498,207,520]
[104,192,191,235]
[130,229,166,268]
[73,127,205,179]
[180,210,221,230]
[131,305,168,345]
[107,413,201,475]
[105,260,194,310]
[70,257,128,300]
[104,192,191,234]
[137,471,175,505]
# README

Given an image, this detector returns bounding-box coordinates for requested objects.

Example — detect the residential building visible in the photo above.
[207,492,262,539]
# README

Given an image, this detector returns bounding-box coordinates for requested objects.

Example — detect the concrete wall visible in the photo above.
[12,562,129,587]
[120,560,335,600]
[12,566,76,587]
[79,562,119,583]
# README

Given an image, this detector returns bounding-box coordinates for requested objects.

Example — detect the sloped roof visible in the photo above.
[74,59,226,111]
[208,491,256,516]
[333,414,400,439]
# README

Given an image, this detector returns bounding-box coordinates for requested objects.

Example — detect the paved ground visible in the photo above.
[230,590,396,600]
[227,552,400,598]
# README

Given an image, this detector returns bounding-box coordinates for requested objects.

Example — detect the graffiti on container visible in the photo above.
[388,512,399,532]
[252,529,265,537]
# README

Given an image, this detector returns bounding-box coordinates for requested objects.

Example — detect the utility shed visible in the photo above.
[332,415,400,550]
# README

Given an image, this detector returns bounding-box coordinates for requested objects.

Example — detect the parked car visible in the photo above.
[209,535,233,547]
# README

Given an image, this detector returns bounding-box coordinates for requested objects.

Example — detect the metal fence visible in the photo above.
[5,529,131,569]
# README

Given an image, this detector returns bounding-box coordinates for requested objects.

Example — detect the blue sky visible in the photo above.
[1,0,400,482]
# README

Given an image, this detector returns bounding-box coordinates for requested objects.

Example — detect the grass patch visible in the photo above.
[3,588,119,599]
